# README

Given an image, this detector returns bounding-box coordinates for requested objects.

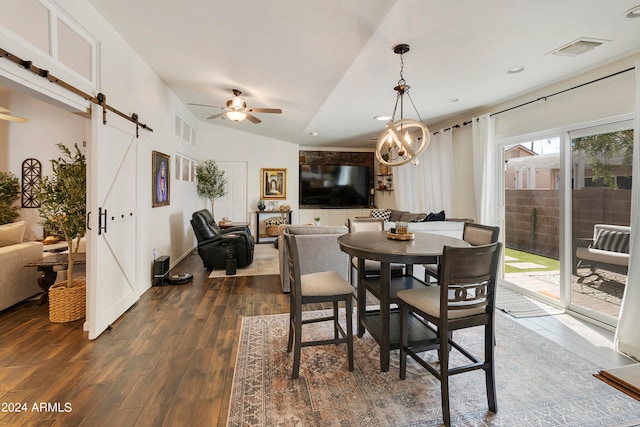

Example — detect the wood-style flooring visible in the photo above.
[0,251,635,426]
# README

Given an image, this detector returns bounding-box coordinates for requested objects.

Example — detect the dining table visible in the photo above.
[337,230,470,371]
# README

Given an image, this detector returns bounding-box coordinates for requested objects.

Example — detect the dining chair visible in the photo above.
[424,222,499,283]
[284,229,355,379]
[398,242,502,427]
[347,218,404,287]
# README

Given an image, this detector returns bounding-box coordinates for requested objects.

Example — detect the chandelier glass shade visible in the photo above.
[375,44,430,167]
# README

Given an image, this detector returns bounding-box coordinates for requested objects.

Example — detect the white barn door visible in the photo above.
[86,107,141,339]
[214,161,247,222]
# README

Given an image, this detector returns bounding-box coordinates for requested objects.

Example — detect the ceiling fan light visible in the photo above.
[231,96,245,109]
[226,110,247,122]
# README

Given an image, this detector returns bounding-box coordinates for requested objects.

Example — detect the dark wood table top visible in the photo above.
[337,231,469,263]
[25,252,86,268]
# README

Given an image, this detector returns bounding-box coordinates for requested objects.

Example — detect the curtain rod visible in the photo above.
[434,66,636,134]
[0,47,153,136]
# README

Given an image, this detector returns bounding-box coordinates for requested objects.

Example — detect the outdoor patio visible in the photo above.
[504,249,626,318]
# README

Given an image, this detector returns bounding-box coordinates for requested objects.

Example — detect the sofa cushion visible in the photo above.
[406,212,427,222]
[0,221,26,247]
[593,229,629,254]
[388,210,406,222]
[371,209,391,221]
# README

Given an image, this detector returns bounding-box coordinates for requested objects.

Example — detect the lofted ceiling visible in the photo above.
[87,0,640,148]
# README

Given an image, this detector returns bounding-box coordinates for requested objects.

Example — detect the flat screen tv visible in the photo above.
[299,164,370,208]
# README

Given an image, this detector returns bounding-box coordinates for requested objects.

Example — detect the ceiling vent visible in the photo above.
[549,38,608,57]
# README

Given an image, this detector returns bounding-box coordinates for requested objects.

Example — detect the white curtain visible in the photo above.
[472,114,498,225]
[393,128,452,214]
[615,61,640,360]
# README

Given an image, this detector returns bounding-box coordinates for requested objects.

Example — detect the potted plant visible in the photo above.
[0,170,20,225]
[314,216,321,226]
[195,159,227,214]
[35,143,86,322]
[258,199,266,211]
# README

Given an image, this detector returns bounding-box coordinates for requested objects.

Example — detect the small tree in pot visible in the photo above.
[35,143,86,288]
[0,171,20,225]
[195,159,227,214]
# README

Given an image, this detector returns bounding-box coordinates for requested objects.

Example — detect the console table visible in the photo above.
[255,210,292,243]
[24,253,86,305]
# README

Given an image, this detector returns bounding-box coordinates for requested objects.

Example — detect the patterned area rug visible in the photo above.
[209,244,279,278]
[495,286,565,317]
[227,311,640,426]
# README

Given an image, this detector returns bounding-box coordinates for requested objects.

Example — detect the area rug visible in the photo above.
[496,285,565,318]
[209,244,279,278]
[228,310,640,426]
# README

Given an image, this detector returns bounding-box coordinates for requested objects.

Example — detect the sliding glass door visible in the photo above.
[500,118,632,327]
[569,122,632,322]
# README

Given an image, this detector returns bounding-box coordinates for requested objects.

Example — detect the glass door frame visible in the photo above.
[496,113,633,328]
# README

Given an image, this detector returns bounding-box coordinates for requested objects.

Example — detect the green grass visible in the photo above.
[504,248,560,274]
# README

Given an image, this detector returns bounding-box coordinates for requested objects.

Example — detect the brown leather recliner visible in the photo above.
[190,209,254,269]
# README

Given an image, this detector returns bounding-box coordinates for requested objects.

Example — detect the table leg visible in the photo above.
[357,258,366,338]
[36,266,58,305]
[380,262,391,372]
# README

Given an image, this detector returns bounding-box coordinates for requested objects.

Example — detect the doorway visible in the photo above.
[501,119,632,326]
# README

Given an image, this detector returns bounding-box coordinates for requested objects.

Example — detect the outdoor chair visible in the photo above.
[284,229,355,379]
[398,242,502,427]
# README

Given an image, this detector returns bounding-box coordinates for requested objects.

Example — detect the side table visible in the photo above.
[24,253,87,305]
[219,234,241,275]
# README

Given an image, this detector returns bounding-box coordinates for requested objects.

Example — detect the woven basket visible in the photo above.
[264,216,288,236]
[49,278,86,323]
[266,225,281,236]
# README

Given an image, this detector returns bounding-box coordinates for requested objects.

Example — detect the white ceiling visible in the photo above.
[87,0,640,148]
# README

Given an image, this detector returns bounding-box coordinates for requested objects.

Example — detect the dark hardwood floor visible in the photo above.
[0,252,299,426]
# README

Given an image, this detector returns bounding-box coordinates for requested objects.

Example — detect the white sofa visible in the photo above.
[372,209,468,239]
[574,224,630,274]
[384,220,466,238]
[0,221,43,311]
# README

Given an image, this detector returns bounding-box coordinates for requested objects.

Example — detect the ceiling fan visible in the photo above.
[189,89,282,124]
[0,106,28,123]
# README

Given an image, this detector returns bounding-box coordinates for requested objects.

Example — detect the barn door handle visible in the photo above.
[86,211,92,231]
[98,207,108,235]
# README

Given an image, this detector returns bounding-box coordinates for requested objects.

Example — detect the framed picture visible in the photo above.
[152,151,170,207]
[261,168,286,200]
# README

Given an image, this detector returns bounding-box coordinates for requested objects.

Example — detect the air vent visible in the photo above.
[549,38,608,57]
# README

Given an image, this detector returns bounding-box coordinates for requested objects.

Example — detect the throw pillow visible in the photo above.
[425,210,446,221]
[593,230,629,254]
[371,209,391,222]
[0,221,26,247]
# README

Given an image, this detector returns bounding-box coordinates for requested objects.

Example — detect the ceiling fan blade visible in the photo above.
[247,108,282,114]
[207,112,226,120]
[188,103,225,110]
[0,106,11,113]
[0,112,28,122]
[246,113,262,124]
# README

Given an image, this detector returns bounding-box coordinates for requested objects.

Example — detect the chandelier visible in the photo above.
[375,44,430,167]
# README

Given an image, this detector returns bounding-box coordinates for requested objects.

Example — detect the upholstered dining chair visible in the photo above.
[424,222,499,283]
[398,242,502,427]
[347,217,404,287]
[284,229,355,379]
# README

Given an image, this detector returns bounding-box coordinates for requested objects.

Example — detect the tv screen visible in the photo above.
[299,164,370,208]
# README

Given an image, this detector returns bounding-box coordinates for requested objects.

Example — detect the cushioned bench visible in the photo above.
[574,224,630,275]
